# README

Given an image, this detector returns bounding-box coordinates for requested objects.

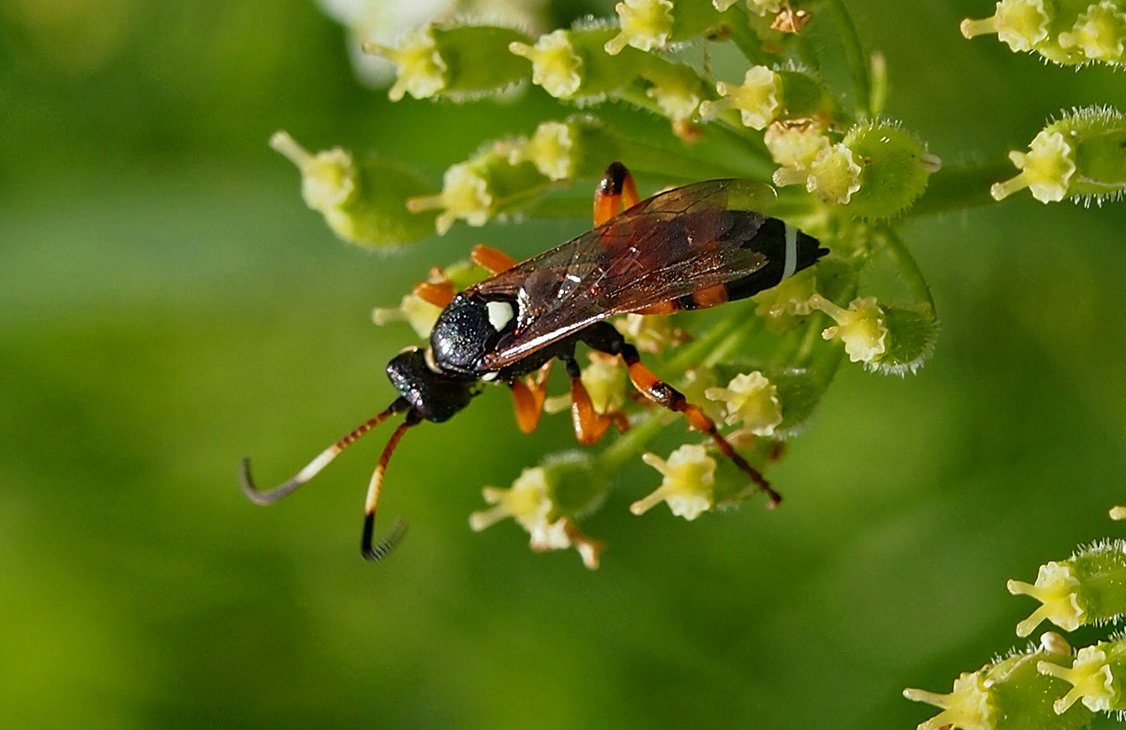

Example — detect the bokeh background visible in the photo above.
[2,1,1124,728]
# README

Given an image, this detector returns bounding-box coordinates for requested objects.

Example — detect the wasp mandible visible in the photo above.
[242,162,828,560]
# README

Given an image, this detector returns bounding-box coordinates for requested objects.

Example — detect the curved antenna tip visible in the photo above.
[362,515,409,562]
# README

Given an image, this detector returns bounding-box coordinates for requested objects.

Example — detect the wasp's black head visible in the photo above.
[385,348,478,423]
[429,293,516,376]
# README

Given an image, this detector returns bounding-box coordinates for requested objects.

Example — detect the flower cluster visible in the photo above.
[961,0,1126,67]
[272,0,957,567]
[907,535,1126,727]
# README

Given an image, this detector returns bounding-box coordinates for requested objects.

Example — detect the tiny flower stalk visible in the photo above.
[363,24,532,101]
[1008,540,1126,637]
[270,131,436,248]
[961,0,1126,66]
[992,106,1126,205]
[904,643,1095,730]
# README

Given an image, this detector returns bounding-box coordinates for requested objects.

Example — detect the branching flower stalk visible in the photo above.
[271,1,1120,575]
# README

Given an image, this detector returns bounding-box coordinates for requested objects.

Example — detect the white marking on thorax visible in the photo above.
[782,223,798,280]
[486,300,515,331]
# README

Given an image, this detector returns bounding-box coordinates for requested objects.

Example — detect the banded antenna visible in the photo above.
[240,395,419,561]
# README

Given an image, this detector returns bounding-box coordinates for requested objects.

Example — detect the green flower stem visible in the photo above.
[665,310,749,373]
[824,0,872,119]
[877,226,936,311]
[907,161,1017,216]
[596,412,668,474]
[724,4,775,66]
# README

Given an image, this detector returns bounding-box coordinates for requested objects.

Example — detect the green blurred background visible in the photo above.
[1,1,1123,728]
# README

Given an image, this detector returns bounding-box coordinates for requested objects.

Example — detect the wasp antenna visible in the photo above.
[360,410,423,562]
[241,396,410,505]
[362,515,408,562]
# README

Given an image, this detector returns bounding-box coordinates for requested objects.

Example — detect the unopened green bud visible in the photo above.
[992,105,1126,205]
[904,645,1095,730]
[270,131,435,248]
[840,122,940,218]
[605,0,723,55]
[510,24,645,102]
[364,24,531,101]
[1008,540,1126,637]
[869,303,939,375]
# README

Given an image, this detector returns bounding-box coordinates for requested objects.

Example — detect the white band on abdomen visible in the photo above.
[782,223,798,280]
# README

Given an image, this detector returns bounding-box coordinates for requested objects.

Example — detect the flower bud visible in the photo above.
[510,24,645,102]
[270,131,435,248]
[407,148,551,234]
[699,66,830,131]
[808,294,888,364]
[364,24,532,101]
[1008,540,1126,637]
[505,115,624,182]
[1038,640,1126,714]
[605,0,723,55]
[705,371,783,436]
[992,105,1126,205]
[961,0,1126,66]
[470,452,607,568]
[632,444,717,520]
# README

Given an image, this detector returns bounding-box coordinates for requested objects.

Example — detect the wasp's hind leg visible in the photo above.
[594,161,641,226]
[580,323,782,506]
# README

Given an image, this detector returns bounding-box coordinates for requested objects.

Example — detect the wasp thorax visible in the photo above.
[429,293,516,375]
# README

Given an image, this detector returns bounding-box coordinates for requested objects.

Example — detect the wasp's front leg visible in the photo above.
[508,361,552,434]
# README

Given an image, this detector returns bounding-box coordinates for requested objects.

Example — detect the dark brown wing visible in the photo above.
[475,179,778,369]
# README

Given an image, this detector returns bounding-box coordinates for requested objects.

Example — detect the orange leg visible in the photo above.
[593,161,641,226]
[562,355,629,446]
[471,244,517,274]
[509,362,552,434]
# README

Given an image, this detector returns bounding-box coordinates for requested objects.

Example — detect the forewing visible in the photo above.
[476,179,776,369]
